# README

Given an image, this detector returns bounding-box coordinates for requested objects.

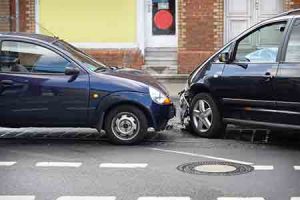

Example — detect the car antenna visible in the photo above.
[34,21,60,40]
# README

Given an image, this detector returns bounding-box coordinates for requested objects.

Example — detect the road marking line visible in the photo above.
[218,198,265,200]
[138,197,191,200]
[57,196,116,200]
[149,148,253,165]
[99,163,148,168]
[291,198,300,200]
[0,196,35,200]
[294,166,300,170]
[0,162,16,166]
[35,162,82,168]
[253,165,274,170]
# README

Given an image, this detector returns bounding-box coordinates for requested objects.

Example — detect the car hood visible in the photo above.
[101,67,169,95]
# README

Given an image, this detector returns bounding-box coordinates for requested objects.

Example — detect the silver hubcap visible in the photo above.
[192,100,213,133]
[111,112,140,141]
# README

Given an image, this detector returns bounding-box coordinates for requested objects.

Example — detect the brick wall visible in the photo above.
[292,0,300,8]
[19,0,35,32]
[178,0,220,74]
[84,49,144,69]
[0,0,12,32]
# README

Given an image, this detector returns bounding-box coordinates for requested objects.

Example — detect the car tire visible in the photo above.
[190,93,225,138]
[104,105,147,145]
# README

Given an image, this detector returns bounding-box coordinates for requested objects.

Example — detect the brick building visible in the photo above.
[1,0,300,76]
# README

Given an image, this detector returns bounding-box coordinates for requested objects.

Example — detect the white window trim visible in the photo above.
[34,0,145,54]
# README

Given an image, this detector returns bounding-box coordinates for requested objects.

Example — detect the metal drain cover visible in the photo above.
[177,161,254,176]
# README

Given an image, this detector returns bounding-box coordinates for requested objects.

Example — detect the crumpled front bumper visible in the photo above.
[151,103,176,131]
[179,90,190,127]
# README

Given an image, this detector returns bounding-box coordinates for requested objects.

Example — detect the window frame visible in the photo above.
[281,17,300,64]
[0,38,81,75]
[231,20,290,65]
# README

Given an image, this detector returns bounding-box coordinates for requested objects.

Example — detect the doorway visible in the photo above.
[145,0,178,48]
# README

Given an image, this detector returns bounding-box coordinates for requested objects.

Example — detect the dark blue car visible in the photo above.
[0,33,175,145]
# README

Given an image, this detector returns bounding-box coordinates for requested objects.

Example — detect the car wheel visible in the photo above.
[104,105,147,145]
[190,93,224,138]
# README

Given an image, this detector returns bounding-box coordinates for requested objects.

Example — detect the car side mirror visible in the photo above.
[65,66,80,76]
[218,52,230,63]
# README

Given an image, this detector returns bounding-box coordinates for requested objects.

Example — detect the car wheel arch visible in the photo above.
[97,100,154,131]
[189,84,223,113]
[189,84,211,99]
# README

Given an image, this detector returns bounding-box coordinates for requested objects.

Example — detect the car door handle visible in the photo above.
[264,72,274,82]
[0,80,14,85]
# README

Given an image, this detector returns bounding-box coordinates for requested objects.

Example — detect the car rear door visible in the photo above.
[273,18,300,126]
[0,39,89,127]
[220,21,288,123]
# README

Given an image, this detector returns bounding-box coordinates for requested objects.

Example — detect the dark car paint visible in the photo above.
[0,33,175,131]
[181,16,300,130]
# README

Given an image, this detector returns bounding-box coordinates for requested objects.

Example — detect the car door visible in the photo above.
[273,18,300,126]
[220,21,288,123]
[0,39,89,127]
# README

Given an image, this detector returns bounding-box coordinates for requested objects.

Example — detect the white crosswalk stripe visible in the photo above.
[0,196,35,200]
[0,162,16,166]
[35,162,82,168]
[253,165,274,170]
[218,198,265,200]
[294,166,300,170]
[291,197,300,200]
[138,197,191,200]
[99,163,148,168]
[56,196,116,200]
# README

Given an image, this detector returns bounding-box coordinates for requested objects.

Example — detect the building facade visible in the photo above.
[1,0,300,75]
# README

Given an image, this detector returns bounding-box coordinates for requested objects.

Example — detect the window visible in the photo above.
[286,19,300,62]
[0,41,71,73]
[235,22,286,63]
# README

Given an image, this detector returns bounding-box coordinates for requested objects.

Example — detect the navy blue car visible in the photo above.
[0,33,175,145]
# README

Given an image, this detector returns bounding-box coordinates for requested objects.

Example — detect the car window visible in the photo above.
[235,22,286,63]
[0,41,72,73]
[285,19,300,62]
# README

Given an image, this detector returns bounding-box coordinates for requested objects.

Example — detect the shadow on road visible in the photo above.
[0,127,299,151]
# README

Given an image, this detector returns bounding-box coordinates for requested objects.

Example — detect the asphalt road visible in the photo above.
[0,107,300,200]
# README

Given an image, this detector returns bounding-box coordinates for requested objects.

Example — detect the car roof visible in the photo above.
[271,9,300,20]
[0,32,58,43]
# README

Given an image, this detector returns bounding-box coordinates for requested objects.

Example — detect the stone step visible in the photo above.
[145,47,177,58]
[145,47,177,52]
[144,59,178,66]
[145,56,177,61]
[145,51,177,58]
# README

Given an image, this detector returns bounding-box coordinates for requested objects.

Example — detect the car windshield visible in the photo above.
[53,40,108,72]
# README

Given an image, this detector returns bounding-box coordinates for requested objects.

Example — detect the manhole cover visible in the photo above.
[177,161,254,176]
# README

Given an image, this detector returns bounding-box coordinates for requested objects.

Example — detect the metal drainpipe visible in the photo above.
[15,0,20,32]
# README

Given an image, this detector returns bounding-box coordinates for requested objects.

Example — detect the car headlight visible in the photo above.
[149,86,172,105]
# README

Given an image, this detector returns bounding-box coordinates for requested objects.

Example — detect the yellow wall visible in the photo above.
[39,0,137,43]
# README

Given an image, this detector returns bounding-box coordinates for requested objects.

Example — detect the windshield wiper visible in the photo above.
[94,67,108,72]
